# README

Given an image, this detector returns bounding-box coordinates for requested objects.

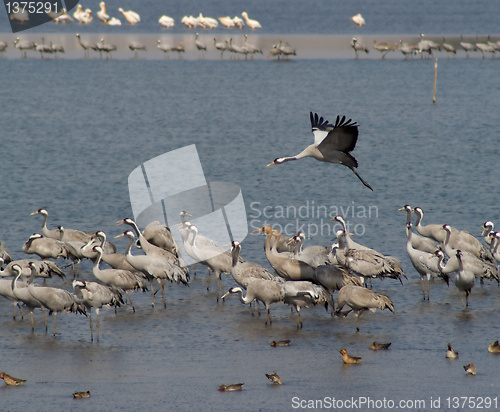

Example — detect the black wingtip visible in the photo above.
[310,112,334,130]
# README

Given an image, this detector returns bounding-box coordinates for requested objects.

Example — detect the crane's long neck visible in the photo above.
[405,209,412,225]
[438,253,459,273]
[124,236,134,257]
[442,228,451,248]
[11,271,22,293]
[336,232,346,250]
[128,221,141,237]
[494,237,500,254]
[406,226,414,252]
[234,288,251,304]
[41,214,50,236]
[336,216,347,231]
[93,250,103,273]
[414,211,423,228]
[232,246,241,268]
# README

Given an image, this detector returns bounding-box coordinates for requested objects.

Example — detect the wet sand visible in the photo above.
[2,33,498,60]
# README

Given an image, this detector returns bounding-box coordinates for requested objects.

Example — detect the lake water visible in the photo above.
[1,1,500,411]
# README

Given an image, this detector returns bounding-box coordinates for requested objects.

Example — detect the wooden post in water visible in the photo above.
[432,58,438,104]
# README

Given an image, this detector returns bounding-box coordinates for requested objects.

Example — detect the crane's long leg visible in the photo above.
[95,308,100,342]
[426,274,431,300]
[30,310,35,332]
[125,291,136,312]
[296,307,303,329]
[350,167,373,191]
[150,280,155,307]
[158,279,166,309]
[206,267,211,291]
[53,312,58,336]
[265,305,272,325]
[420,277,426,300]
[89,310,94,342]
[42,308,48,333]
[215,271,221,302]
[13,302,23,320]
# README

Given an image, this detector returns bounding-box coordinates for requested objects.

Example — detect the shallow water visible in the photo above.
[1,2,500,411]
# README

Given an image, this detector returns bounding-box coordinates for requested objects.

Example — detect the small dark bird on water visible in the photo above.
[463,363,476,375]
[265,372,283,385]
[488,341,500,353]
[446,343,459,359]
[369,341,392,350]
[0,372,26,386]
[219,383,244,391]
[340,348,362,364]
[271,340,291,347]
[73,391,91,398]
[267,112,373,190]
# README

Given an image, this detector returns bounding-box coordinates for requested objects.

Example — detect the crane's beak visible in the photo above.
[397,207,406,211]
[30,211,39,215]
[266,161,276,167]
[114,233,125,238]
[115,220,125,225]
[252,228,264,233]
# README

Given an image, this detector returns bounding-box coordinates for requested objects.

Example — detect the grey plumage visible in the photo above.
[73,280,123,342]
[11,264,47,332]
[75,33,98,58]
[222,279,282,325]
[22,233,68,260]
[334,230,406,285]
[91,245,148,312]
[280,280,332,328]
[0,258,64,280]
[405,223,447,300]
[399,205,440,253]
[260,228,316,282]
[116,231,187,309]
[336,284,394,331]
[27,263,86,336]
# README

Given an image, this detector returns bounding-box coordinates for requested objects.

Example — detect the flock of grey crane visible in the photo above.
[1,202,498,342]
[1,110,499,342]
[1,33,294,60]
[351,33,500,59]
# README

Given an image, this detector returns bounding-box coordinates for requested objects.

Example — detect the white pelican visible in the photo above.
[351,13,365,27]
[197,13,218,29]
[73,5,85,22]
[218,16,235,28]
[158,15,175,28]
[53,9,73,23]
[77,9,93,24]
[181,15,201,29]
[118,7,140,24]
[233,16,244,29]
[241,12,261,29]
[97,2,110,23]
[107,17,121,26]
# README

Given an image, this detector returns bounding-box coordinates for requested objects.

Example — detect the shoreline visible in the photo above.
[1,33,499,60]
